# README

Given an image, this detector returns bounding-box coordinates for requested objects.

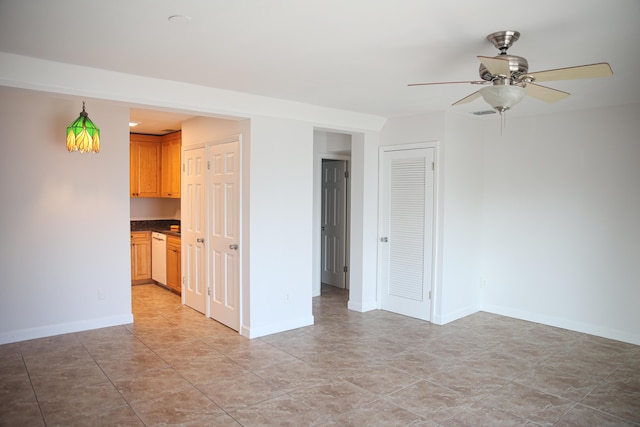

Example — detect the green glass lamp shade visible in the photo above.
[67,103,100,153]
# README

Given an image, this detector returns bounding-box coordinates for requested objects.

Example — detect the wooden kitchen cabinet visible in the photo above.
[130,134,161,197]
[131,231,152,283]
[166,235,181,294]
[161,131,181,198]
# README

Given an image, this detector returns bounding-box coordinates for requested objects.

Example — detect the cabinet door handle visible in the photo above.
[229,244,238,250]
[197,238,205,243]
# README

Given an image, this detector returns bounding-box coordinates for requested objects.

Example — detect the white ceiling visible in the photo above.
[1,0,639,133]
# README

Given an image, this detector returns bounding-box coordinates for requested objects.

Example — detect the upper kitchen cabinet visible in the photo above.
[130,134,161,198]
[161,131,181,198]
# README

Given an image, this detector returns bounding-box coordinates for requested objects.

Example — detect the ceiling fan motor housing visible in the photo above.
[480,31,529,83]
[479,55,529,82]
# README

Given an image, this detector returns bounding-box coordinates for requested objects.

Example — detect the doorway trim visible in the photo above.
[377,141,441,323]
[313,153,351,297]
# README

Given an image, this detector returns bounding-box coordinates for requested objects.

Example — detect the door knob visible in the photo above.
[380,237,389,242]
[229,244,238,250]
[197,238,205,243]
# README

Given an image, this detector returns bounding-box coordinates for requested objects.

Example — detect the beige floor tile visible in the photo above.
[229,395,330,427]
[384,379,475,423]
[224,342,298,371]
[438,402,533,427]
[112,367,195,404]
[580,374,640,424]
[342,365,420,396]
[426,362,510,400]
[513,361,606,401]
[175,354,249,385]
[253,358,335,392]
[0,400,45,427]
[479,382,575,426]
[287,379,379,417]
[96,350,170,381]
[554,403,637,427]
[382,348,455,378]
[330,398,425,426]
[39,381,129,426]
[60,405,145,427]
[17,333,82,355]
[462,348,538,380]
[130,387,225,425]
[30,361,109,401]
[22,346,95,375]
[1,283,639,426]
[198,371,285,411]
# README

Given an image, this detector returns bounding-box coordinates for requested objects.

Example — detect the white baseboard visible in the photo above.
[481,304,640,346]
[433,305,480,325]
[347,299,377,312]
[0,314,134,345]
[242,315,315,339]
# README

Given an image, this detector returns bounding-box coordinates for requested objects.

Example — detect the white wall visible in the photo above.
[481,104,640,344]
[439,113,485,323]
[245,116,315,337]
[0,87,133,344]
[347,131,380,312]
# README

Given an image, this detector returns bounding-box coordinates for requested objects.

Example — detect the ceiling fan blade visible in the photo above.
[452,90,481,106]
[478,56,511,77]
[527,62,613,82]
[524,83,570,103]
[408,80,486,87]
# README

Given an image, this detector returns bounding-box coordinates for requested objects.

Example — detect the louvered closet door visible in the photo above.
[379,147,434,321]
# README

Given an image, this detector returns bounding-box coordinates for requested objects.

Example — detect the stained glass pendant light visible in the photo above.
[66,102,100,153]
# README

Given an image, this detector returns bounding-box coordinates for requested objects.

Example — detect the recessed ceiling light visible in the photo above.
[129,121,141,127]
[168,15,192,24]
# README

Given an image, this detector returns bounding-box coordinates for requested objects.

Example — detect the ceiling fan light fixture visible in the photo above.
[479,84,525,114]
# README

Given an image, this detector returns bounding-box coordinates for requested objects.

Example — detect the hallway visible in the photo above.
[1,284,639,426]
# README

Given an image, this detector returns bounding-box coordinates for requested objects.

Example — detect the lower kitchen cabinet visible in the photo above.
[131,231,151,283]
[166,235,181,294]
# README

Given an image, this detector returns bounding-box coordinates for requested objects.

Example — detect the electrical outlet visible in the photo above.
[481,279,487,288]
[98,288,105,300]
[284,292,290,303]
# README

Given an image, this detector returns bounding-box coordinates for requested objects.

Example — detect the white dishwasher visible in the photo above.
[151,232,167,285]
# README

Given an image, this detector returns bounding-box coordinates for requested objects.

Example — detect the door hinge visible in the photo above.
[182,163,185,172]
[207,160,210,170]
[432,162,435,171]
[429,290,432,300]
[343,266,348,273]
[207,287,210,296]
[344,170,349,178]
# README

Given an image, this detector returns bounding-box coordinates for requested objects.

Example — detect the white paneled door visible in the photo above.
[321,160,347,288]
[182,147,207,314]
[379,146,435,321]
[208,140,240,331]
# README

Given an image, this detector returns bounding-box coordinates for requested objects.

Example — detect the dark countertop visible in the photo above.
[131,220,181,238]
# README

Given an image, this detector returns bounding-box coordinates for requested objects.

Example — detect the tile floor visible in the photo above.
[1,284,639,426]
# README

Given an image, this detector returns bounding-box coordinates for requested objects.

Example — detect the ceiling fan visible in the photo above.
[409,30,613,117]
